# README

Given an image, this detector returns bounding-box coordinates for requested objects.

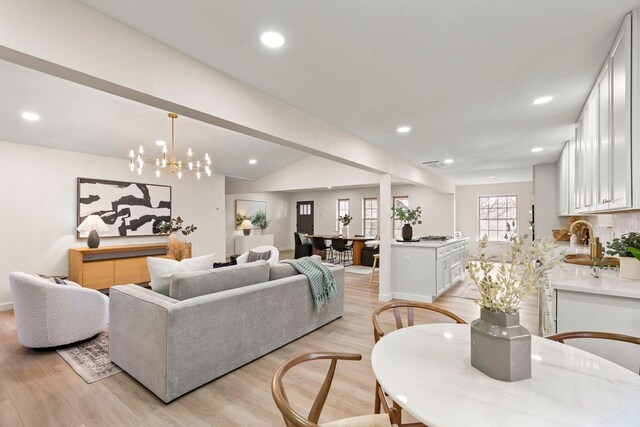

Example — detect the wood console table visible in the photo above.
[68,243,191,290]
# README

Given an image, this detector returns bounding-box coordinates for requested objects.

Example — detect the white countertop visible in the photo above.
[372,324,640,427]
[391,236,469,249]
[548,263,640,300]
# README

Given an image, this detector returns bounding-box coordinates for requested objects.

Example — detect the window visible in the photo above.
[393,196,409,239]
[363,198,378,237]
[478,195,517,241]
[337,199,350,230]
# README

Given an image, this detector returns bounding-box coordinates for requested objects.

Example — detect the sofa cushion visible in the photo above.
[247,250,271,263]
[169,260,270,300]
[269,263,299,281]
[148,254,215,296]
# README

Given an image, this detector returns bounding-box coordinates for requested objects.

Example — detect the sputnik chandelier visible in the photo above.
[129,113,211,179]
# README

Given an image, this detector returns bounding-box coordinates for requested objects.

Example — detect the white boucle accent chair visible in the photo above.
[235,245,279,266]
[9,272,109,348]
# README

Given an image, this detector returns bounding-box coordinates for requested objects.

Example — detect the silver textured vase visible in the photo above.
[470,308,531,382]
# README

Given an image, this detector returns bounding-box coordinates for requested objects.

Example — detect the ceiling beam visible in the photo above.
[0,0,454,193]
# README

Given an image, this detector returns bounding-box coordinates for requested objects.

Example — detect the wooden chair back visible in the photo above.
[271,352,397,427]
[372,301,467,342]
[547,331,640,374]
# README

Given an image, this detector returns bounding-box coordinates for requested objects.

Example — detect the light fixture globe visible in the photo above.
[128,113,211,180]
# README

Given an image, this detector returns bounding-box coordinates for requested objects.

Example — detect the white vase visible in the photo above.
[619,257,640,280]
[341,226,348,237]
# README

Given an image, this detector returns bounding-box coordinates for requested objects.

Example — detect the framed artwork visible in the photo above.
[235,199,267,229]
[77,177,172,238]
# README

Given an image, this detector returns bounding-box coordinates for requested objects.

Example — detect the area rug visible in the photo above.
[345,265,377,275]
[449,279,481,301]
[56,330,122,384]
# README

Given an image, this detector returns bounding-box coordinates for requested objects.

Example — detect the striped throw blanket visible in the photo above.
[282,258,337,312]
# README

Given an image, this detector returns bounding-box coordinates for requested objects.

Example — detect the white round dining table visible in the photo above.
[371,324,640,427]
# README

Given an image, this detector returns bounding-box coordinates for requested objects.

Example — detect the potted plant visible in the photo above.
[391,205,422,241]
[466,233,563,381]
[158,216,197,261]
[339,214,353,237]
[606,233,640,280]
[251,211,270,235]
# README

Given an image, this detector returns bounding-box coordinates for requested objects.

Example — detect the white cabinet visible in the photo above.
[609,15,632,210]
[560,13,633,214]
[556,142,569,215]
[390,238,469,303]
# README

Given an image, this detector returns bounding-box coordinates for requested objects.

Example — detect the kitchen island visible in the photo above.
[390,237,470,302]
[546,263,640,373]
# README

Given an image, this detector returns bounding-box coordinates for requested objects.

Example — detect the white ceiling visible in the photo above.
[79,0,640,185]
[0,59,306,181]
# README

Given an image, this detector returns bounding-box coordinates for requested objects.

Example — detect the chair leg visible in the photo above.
[369,256,378,288]
[374,382,381,414]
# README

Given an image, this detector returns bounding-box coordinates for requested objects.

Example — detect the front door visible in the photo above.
[296,201,314,234]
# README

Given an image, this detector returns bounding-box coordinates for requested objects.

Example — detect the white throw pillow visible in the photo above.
[147,253,215,295]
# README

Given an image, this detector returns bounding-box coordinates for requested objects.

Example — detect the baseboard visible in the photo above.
[390,291,435,303]
[0,302,13,312]
[378,293,393,302]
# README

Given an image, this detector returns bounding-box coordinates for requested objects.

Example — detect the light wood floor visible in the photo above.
[0,269,538,426]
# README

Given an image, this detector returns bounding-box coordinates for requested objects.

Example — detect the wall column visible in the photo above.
[378,174,392,301]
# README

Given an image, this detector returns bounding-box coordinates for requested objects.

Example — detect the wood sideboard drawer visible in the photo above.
[69,243,190,290]
[82,260,115,289]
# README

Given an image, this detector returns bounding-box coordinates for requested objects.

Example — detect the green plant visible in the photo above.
[251,211,270,230]
[158,216,197,236]
[605,233,640,258]
[236,213,249,228]
[339,213,353,226]
[391,205,422,225]
[466,234,564,313]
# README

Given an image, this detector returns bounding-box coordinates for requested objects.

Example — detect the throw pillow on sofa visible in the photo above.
[169,260,270,300]
[148,253,215,295]
[247,250,271,263]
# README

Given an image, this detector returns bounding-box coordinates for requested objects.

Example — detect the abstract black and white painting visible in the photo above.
[77,178,171,237]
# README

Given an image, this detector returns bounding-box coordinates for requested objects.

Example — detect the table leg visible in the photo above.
[352,240,364,265]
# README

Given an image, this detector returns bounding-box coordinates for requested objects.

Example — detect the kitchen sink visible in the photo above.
[563,253,619,267]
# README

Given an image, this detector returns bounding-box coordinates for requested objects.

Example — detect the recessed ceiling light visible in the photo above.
[443,159,454,164]
[396,126,411,134]
[260,31,285,48]
[155,140,166,146]
[531,147,544,152]
[327,186,332,189]
[487,176,495,179]
[249,159,257,165]
[21,111,40,121]
[533,96,553,105]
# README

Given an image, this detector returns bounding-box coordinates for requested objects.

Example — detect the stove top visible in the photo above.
[420,235,453,241]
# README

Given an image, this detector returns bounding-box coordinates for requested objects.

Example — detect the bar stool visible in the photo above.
[369,254,380,288]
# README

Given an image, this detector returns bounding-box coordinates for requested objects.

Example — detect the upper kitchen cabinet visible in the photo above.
[562,13,633,214]
[608,14,632,210]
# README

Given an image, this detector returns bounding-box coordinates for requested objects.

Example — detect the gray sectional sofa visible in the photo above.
[109,260,345,403]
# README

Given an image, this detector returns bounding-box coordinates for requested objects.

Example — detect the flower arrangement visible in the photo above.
[158,216,197,262]
[158,216,197,236]
[466,233,563,314]
[251,211,270,230]
[391,205,422,225]
[339,214,353,226]
[236,213,250,228]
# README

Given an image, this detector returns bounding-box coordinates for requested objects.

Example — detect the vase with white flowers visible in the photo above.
[466,230,563,381]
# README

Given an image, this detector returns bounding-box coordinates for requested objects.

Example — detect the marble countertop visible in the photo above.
[548,263,640,300]
[372,324,640,426]
[391,236,469,249]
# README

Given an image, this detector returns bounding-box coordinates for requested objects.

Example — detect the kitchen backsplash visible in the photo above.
[589,211,640,244]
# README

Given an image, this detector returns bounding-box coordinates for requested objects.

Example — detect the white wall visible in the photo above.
[0,140,226,309]
[289,184,455,237]
[455,181,534,256]
[533,163,561,239]
[224,192,293,256]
